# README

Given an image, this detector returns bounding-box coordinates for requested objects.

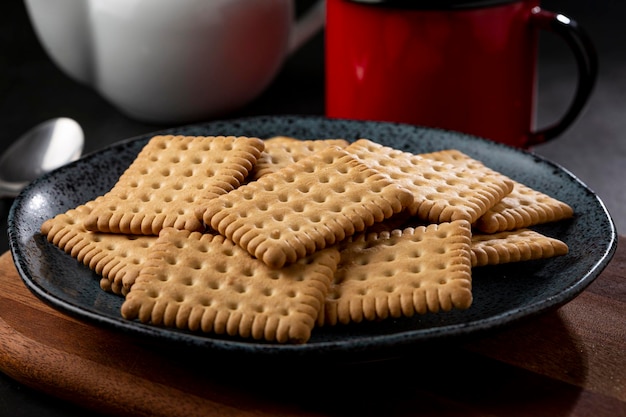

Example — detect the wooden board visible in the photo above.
[0,237,625,417]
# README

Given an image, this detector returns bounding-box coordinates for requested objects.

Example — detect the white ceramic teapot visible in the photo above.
[24,0,325,123]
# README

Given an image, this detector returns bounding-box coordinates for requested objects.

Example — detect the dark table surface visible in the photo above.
[1,0,624,415]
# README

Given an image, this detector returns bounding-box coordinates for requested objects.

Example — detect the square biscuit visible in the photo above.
[419,149,574,232]
[121,228,340,344]
[199,146,413,268]
[319,220,473,326]
[83,135,265,235]
[251,136,349,180]
[473,183,574,233]
[346,139,514,224]
[40,199,156,295]
[471,229,569,267]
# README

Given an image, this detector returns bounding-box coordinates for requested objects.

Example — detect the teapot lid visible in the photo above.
[344,0,521,9]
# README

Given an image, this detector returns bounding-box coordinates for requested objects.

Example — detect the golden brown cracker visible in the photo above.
[83,135,265,235]
[471,229,569,267]
[346,139,514,224]
[40,199,156,295]
[419,149,574,232]
[473,183,574,233]
[252,136,349,180]
[121,228,340,344]
[320,220,473,326]
[199,146,413,269]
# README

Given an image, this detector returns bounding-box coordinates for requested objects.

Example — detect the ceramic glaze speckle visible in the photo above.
[8,116,617,362]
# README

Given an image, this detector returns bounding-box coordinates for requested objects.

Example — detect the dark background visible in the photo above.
[1,0,624,415]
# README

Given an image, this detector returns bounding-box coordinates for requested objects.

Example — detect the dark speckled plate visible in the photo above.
[8,115,617,362]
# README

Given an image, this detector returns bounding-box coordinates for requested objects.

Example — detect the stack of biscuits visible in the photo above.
[41,135,572,344]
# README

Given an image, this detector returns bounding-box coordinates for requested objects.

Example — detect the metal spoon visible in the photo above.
[0,118,84,198]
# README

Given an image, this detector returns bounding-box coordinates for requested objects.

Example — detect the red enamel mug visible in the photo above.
[325,0,598,148]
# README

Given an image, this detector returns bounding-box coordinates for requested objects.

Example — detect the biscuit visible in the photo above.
[473,183,574,233]
[199,146,413,268]
[320,220,473,326]
[83,135,265,235]
[471,229,569,267]
[419,149,574,232]
[252,136,349,180]
[121,228,340,344]
[346,139,514,224]
[40,199,156,295]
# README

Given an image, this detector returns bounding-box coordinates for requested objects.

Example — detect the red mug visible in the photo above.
[325,0,598,148]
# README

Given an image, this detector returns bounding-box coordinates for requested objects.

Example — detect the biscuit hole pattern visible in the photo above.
[189,260,203,270]
[268,271,282,280]
[329,204,342,213]
[356,272,368,281]
[233,283,247,294]
[302,162,316,173]
[180,276,193,286]
[313,194,326,203]
[409,264,422,274]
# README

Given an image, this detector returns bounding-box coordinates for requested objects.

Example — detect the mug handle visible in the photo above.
[528,7,599,146]
[288,0,326,54]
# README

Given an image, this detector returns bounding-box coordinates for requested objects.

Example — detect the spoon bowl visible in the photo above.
[0,118,84,198]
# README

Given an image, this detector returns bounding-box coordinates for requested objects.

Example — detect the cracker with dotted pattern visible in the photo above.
[251,136,349,180]
[121,228,340,344]
[419,149,574,233]
[470,229,569,267]
[346,139,514,224]
[40,199,156,295]
[199,146,413,269]
[83,135,265,235]
[319,220,473,326]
